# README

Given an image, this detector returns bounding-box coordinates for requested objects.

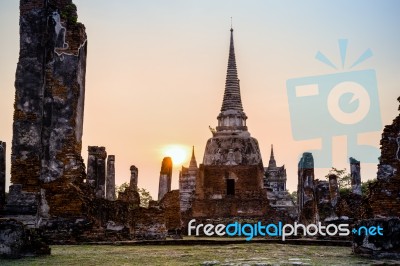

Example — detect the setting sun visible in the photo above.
[162,145,189,166]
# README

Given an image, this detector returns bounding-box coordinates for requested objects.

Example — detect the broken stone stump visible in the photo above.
[328,174,340,208]
[129,165,138,190]
[297,152,316,225]
[314,180,334,222]
[353,217,400,259]
[0,218,50,259]
[350,157,362,195]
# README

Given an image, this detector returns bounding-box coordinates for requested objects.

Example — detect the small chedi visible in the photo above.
[179,147,198,213]
[264,145,297,217]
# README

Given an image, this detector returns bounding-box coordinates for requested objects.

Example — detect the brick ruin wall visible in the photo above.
[367,97,400,217]
[352,98,400,258]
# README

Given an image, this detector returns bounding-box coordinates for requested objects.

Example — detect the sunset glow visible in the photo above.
[162,145,189,166]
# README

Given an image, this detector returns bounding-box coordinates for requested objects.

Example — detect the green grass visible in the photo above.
[1,243,399,265]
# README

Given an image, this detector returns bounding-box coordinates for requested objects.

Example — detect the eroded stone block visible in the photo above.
[0,218,50,258]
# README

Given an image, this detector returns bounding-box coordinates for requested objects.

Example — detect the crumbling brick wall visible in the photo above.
[159,190,181,234]
[368,97,400,217]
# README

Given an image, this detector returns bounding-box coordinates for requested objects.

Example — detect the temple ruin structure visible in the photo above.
[264,145,296,213]
[264,145,286,191]
[190,28,270,220]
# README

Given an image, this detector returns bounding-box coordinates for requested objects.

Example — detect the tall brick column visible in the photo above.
[8,0,87,217]
[158,157,172,201]
[87,146,107,198]
[11,0,87,191]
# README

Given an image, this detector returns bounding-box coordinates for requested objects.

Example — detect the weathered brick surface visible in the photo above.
[159,190,181,233]
[133,208,167,240]
[192,164,269,218]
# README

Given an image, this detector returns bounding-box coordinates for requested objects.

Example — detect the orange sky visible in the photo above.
[1,1,400,198]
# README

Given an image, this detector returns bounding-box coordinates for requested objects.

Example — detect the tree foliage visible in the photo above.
[325,167,351,190]
[289,190,297,204]
[137,188,152,208]
[325,167,378,197]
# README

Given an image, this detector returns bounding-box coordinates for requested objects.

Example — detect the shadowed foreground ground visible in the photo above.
[2,243,400,265]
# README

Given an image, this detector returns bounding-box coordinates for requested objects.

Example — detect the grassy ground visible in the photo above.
[1,243,400,265]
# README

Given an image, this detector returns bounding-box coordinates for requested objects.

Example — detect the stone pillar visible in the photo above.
[87,147,97,189]
[96,149,107,199]
[106,155,115,201]
[297,152,316,225]
[11,0,87,192]
[328,174,340,208]
[158,157,173,201]
[0,141,5,208]
[129,165,138,190]
[349,157,362,195]
[87,146,107,198]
